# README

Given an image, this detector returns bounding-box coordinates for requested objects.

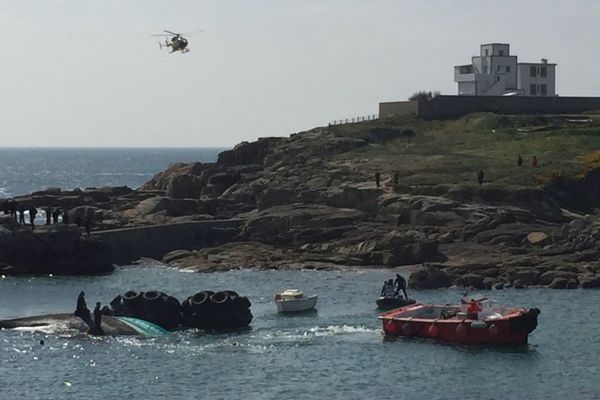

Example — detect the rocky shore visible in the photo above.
[3,114,600,289]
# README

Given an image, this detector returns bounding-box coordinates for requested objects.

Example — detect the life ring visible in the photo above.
[191,291,210,306]
[210,291,230,306]
[123,290,143,306]
[143,291,162,302]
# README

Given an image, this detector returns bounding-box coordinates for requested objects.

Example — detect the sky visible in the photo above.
[1,0,599,147]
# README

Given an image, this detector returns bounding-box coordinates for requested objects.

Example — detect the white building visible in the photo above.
[454,43,556,96]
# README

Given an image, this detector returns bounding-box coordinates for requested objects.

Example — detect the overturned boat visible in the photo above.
[379,302,540,345]
[0,289,252,337]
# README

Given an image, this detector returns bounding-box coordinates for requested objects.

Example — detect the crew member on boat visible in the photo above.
[380,279,396,297]
[466,299,482,320]
[394,274,408,299]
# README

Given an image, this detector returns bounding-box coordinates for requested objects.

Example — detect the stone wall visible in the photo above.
[93,220,242,264]
[379,96,600,120]
[378,101,417,118]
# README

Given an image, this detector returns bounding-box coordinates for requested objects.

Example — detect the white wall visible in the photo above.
[517,64,556,96]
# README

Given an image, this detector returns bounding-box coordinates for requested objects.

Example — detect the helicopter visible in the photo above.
[152,30,203,54]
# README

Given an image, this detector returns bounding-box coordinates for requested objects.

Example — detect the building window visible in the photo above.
[530,84,537,95]
[530,66,537,77]
[506,66,511,73]
[497,77,501,82]
[485,49,489,56]
[541,84,547,96]
[541,66,547,77]
[484,66,488,74]
[498,65,501,71]
[499,50,504,56]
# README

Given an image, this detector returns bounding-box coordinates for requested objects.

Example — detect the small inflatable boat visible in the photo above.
[376,296,416,310]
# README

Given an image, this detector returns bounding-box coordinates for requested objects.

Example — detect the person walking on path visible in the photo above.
[477,169,485,185]
[375,172,381,187]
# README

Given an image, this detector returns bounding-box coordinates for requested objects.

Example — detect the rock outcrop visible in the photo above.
[0,222,113,275]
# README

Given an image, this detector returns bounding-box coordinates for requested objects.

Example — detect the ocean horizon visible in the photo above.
[0,147,225,198]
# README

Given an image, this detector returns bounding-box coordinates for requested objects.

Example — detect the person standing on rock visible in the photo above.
[517,155,523,166]
[45,207,52,225]
[28,207,37,230]
[532,155,538,168]
[375,172,381,187]
[62,209,69,224]
[477,169,485,185]
[393,170,399,186]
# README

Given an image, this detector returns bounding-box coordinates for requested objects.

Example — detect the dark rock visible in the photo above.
[493,282,504,290]
[408,266,452,289]
[167,174,202,199]
[580,275,600,289]
[548,277,568,289]
[540,270,578,285]
[456,273,484,289]
[565,279,579,289]
[0,225,113,275]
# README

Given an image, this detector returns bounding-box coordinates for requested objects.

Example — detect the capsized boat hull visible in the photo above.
[0,313,154,336]
[379,303,540,345]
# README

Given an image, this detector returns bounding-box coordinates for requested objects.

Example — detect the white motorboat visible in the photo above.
[275,289,318,313]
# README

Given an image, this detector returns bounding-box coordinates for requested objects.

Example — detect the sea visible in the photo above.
[1,148,599,400]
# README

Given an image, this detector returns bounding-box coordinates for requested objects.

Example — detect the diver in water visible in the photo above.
[380,279,396,297]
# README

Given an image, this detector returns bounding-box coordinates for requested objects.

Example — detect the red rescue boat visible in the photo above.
[379,302,540,345]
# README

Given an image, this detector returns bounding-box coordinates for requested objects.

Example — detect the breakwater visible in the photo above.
[93,220,242,264]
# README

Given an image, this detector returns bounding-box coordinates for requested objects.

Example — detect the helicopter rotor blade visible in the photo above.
[151,34,172,37]
[163,30,179,36]
[183,30,204,35]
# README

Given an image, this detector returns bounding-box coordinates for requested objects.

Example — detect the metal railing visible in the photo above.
[329,114,378,126]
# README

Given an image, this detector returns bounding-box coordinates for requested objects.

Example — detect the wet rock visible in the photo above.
[162,250,194,264]
[548,277,568,289]
[540,270,578,285]
[456,273,484,289]
[580,275,600,289]
[408,266,452,289]
[565,279,579,289]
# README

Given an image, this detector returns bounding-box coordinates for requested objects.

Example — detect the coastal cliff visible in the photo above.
[4,112,600,288]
